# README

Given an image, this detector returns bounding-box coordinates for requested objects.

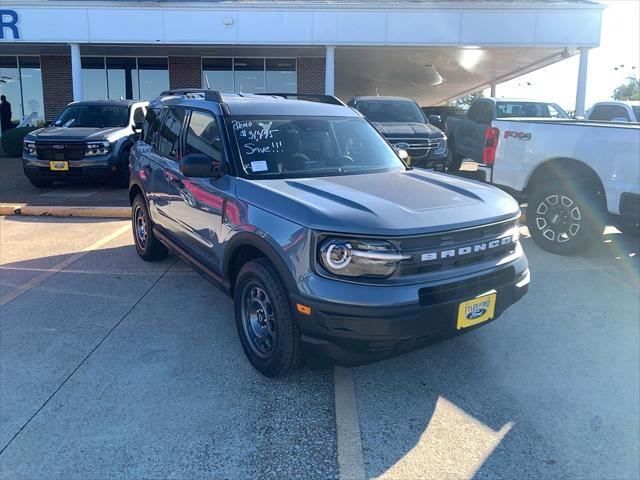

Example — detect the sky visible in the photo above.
[492,0,640,111]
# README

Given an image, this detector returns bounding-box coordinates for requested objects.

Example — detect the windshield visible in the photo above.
[230,116,406,179]
[633,106,640,120]
[496,102,569,119]
[54,105,129,128]
[356,101,426,123]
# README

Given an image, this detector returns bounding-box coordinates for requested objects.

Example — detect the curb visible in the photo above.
[0,204,130,218]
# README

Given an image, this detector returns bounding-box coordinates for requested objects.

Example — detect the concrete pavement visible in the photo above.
[0,216,638,479]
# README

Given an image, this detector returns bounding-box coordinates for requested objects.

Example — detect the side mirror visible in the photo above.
[427,114,442,125]
[180,153,225,179]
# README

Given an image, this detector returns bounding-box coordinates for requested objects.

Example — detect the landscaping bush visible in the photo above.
[1,127,40,158]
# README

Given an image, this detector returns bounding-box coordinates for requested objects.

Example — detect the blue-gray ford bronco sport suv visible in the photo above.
[129,90,530,377]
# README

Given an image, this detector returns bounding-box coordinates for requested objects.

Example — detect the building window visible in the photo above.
[0,56,45,124]
[82,57,169,101]
[202,57,296,93]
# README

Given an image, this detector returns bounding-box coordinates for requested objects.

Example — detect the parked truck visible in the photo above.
[585,101,640,123]
[445,97,569,170]
[474,118,640,254]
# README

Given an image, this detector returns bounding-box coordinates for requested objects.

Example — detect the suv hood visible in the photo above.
[29,126,126,142]
[237,169,519,236]
[373,122,444,139]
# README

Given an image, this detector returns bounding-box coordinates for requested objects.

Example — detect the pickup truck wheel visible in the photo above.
[132,194,168,261]
[235,258,303,377]
[527,186,604,255]
[447,153,464,171]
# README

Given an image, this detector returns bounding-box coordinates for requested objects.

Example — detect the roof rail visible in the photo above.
[257,93,346,106]
[159,89,224,104]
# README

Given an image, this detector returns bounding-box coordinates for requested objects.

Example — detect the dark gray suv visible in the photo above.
[129,90,530,377]
[23,100,147,188]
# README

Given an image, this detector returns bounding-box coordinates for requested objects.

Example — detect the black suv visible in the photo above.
[23,100,147,187]
[348,96,448,169]
[129,90,530,377]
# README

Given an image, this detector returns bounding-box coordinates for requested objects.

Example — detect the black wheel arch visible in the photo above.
[223,231,299,298]
[525,157,606,204]
[128,180,144,205]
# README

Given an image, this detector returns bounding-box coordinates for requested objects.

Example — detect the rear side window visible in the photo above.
[156,108,186,160]
[143,107,162,145]
[132,106,145,127]
[590,105,630,121]
[184,110,223,161]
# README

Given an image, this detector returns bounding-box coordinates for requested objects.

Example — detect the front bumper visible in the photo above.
[292,255,529,367]
[23,155,117,182]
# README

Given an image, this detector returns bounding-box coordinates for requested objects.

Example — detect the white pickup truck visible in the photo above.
[475,119,640,254]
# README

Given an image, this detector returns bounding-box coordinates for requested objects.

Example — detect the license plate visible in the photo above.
[457,292,496,329]
[49,161,69,171]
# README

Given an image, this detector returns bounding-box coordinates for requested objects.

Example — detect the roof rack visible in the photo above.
[159,89,224,103]
[257,93,346,106]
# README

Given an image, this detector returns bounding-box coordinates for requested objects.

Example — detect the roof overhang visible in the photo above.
[0,1,604,48]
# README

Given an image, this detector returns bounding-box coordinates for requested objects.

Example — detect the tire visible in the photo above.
[27,177,51,188]
[527,184,605,255]
[447,152,464,172]
[111,151,131,188]
[618,222,640,237]
[234,258,303,377]
[131,194,168,261]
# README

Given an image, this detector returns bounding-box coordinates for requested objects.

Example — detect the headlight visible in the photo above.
[85,141,111,157]
[23,139,37,156]
[318,238,410,278]
[434,136,447,155]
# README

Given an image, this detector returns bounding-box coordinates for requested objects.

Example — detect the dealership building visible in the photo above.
[0,0,603,124]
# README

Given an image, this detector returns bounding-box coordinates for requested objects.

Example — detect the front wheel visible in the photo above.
[447,152,464,171]
[131,194,168,261]
[234,259,303,377]
[527,185,604,255]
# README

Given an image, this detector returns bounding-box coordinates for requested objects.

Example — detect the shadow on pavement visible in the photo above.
[354,232,639,480]
[0,245,337,479]
[0,156,129,208]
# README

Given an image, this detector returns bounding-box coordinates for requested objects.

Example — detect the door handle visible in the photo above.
[170,177,184,188]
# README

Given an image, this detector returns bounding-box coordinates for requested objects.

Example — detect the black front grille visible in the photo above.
[390,138,444,159]
[38,167,84,178]
[36,142,86,161]
[419,267,515,306]
[396,219,519,276]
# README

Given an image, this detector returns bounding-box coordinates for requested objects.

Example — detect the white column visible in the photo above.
[575,47,589,116]
[490,83,497,97]
[69,43,83,102]
[325,46,335,96]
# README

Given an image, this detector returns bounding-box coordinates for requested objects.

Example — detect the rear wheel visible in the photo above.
[234,258,302,377]
[132,194,168,261]
[447,152,464,171]
[527,185,604,255]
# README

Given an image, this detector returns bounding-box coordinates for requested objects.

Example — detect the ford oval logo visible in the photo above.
[466,307,487,320]
[53,145,64,150]
[395,142,410,150]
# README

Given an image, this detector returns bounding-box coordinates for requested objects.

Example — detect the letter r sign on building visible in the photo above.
[0,10,20,40]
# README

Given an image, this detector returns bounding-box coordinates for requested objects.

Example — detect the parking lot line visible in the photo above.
[0,223,130,307]
[334,366,366,480]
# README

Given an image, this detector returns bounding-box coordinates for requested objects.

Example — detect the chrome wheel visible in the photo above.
[241,283,276,358]
[134,205,148,249]
[535,194,582,243]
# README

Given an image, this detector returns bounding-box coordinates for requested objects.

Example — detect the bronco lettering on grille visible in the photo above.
[421,235,514,262]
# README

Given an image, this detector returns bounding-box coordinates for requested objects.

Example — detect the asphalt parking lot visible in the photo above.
[0,215,638,480]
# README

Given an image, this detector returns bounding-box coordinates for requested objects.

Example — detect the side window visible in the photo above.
[132,107,145,127]
[156,108,186,160]
[184,110,223,161]
[143,107,162,145]
[611,105,630,121]
[468,102,480,122]
[548,105,561,118]
[476,102,493,124]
